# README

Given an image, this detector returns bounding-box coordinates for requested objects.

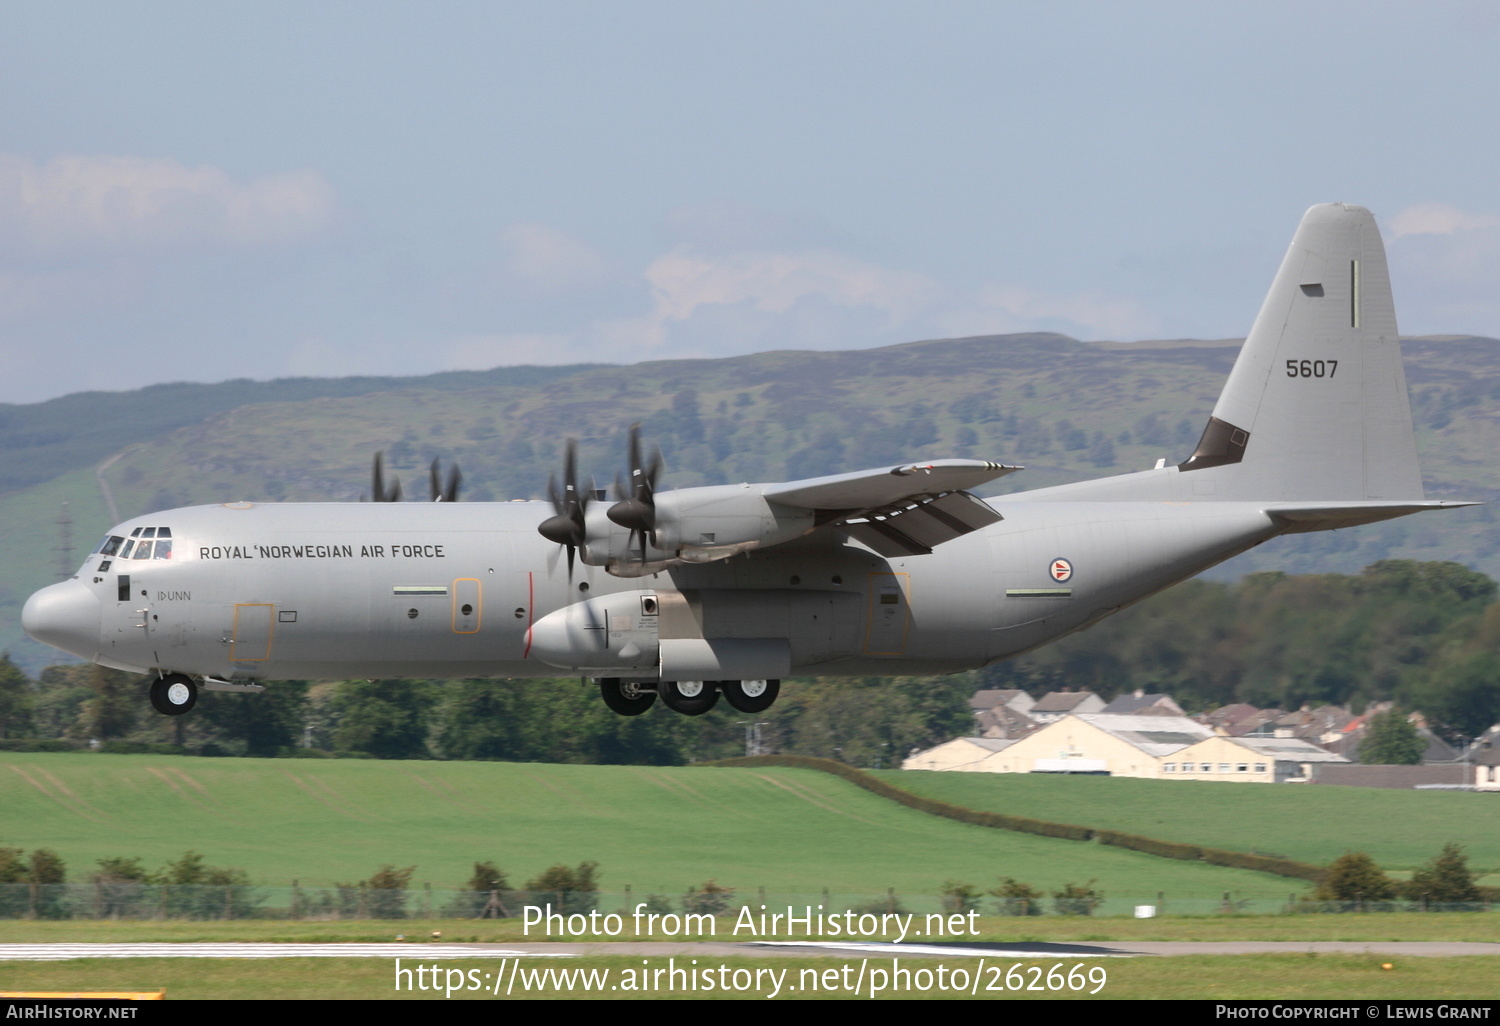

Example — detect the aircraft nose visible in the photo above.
[22,580,102,661]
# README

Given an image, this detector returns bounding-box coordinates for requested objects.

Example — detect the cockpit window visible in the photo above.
[112,527,175,560]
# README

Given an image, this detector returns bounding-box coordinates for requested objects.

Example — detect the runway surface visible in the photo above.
[3,940,1499,960]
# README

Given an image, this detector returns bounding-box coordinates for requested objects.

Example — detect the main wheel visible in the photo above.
[599,678,657,716]
[150,673,198,716]
[659,680,720,716]
[721,678,780,713]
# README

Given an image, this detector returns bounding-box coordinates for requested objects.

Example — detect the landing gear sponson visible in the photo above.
[595,679,780,717]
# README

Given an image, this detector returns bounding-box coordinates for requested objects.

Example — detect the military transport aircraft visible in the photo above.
[22,204,1475,718]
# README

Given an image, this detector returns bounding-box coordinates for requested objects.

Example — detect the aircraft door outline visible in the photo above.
[229,603,275,662]
[452,578,481,633]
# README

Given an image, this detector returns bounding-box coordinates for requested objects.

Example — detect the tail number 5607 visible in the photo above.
[1287,359,1337,378]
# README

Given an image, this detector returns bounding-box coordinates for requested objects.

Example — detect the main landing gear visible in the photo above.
[595,678,781,717]
[149,673,199,716]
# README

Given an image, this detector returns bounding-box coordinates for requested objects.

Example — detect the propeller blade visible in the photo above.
[428,459,462,502]
[607,425,663,554]
[371,452,402,502]
[538,439,588,579]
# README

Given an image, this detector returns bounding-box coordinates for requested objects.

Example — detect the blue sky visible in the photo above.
[2,0,1498,402]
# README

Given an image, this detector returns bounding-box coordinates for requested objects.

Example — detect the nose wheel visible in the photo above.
[149,673,198,715]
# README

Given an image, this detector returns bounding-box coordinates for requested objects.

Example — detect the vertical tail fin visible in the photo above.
[1180,203,1422,500]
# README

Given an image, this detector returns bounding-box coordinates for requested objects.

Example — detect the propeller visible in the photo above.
[537,439,591,576]
[429,457,462,502]
[369,452,403,502]
[607,424,663,561]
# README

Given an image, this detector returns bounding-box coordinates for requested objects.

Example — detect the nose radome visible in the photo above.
[22,580,102,661]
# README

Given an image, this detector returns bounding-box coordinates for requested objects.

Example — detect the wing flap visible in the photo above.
[839,490,1005,556]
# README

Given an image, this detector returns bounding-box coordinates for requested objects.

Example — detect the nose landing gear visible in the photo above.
[149,673,198,715]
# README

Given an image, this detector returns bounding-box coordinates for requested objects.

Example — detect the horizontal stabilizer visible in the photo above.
[764,459,1018,511]
[1265,500,1479,534]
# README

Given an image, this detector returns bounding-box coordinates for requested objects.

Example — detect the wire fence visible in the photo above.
[0,885,1492,921]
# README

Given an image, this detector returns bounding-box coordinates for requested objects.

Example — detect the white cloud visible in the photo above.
[1384,204,1500,336]
[641,247,936,336]
[0,154,335,257]
[1388,202,1500,239]
[495,223,609,297]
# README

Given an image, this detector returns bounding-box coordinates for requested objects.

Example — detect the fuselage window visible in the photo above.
[97,535,125,556]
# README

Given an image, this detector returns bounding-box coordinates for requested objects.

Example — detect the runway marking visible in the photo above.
[0,944,576,961]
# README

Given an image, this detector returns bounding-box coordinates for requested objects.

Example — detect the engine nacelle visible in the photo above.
[526,590,661,672]
[578,485,817,575]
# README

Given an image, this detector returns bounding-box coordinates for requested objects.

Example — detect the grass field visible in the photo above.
[3,753,1306,902]
[3,913,1499,945]
[2,954,1497,1000]
[874,769,1500,876]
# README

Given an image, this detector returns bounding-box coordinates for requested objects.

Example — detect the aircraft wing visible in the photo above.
[763,459,1019,510]
[764,459,1020,557]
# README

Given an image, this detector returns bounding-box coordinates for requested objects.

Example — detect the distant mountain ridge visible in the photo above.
[2,331,1496,671]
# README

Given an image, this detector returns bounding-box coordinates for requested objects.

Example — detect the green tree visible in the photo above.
[525,862,599,915]
[198,680,310,756]
[29,849,66,884]
[0,653,32,738]
[32,666,95,740]
[76,666,143,741]
[1359,710,1425,765]
[1409,653,1500,742]
[1052,881,1104,916]
[446,861,516,918]
[1403,843,1480,906]
[1313,852,1396,902]
[939,880,982,913]
[990,877,1044,916]
[330,679,436,759]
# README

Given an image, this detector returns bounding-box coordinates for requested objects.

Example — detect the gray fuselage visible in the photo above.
[34,495,1282,682]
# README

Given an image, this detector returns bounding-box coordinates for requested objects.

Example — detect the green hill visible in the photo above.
[4,331,1498,669]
